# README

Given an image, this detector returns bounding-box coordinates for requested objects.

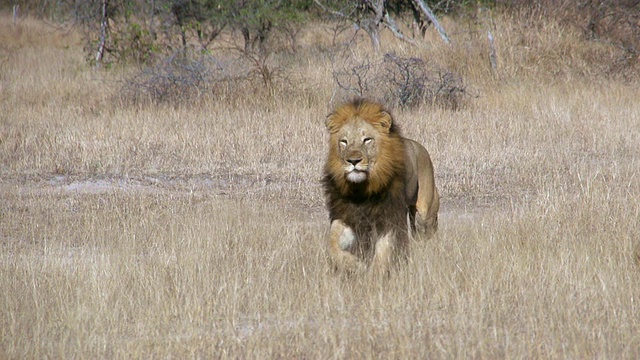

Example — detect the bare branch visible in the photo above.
[411,0,450,44]
[313,0,349,19]
[382,13,420,47]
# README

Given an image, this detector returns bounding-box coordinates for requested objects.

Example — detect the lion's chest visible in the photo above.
[329,188,408,240]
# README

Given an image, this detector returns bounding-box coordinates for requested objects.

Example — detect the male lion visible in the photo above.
[322,98,439,275]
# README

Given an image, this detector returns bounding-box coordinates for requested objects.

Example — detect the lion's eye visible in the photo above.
[363,137,373,145]
[339,139,348,147]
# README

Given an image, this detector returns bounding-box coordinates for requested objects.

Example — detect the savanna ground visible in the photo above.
[1,7,640,359]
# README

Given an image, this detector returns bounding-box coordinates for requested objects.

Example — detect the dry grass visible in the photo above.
[1,10,640,359]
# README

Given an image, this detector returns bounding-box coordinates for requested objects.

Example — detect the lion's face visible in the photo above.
[334,119,381,183]
[324,99,403,195]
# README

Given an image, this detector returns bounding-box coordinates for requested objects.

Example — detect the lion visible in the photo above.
[322,98,439,275]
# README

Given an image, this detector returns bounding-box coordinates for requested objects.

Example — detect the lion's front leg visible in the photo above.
[327,219,366,273]
[371,230,396,276]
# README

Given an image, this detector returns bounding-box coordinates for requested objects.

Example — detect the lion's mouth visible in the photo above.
[345,169,368,183]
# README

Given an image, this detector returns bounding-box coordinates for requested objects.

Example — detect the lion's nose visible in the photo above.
[347,157,362,166]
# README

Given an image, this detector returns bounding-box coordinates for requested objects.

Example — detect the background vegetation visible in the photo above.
[1,1,640,358]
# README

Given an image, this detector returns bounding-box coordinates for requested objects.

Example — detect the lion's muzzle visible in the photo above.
[343,150,369,183]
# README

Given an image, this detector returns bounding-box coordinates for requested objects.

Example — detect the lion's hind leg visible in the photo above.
[327,220,366,274]
[415,212,438,239]
[415,187,439,240]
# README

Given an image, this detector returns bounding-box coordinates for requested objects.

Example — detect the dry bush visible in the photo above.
[381,53,466,109]
[120,51,234,105]
[492,0,640,79]
[0,13,77,49]
[119,47,289,106]
[574,0,640,77]
[331,49,466,109]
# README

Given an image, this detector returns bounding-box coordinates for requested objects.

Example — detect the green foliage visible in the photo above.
[112,22,157,64]
[212,0,311,51]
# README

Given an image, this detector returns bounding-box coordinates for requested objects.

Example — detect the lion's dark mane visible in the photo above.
[322,157,410,259]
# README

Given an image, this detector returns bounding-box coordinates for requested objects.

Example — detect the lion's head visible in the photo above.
[324,99,406,197]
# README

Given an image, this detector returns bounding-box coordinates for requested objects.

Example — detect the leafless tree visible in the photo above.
[314,0,450,51]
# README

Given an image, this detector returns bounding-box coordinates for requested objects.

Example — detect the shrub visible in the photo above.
[120,51,231,105]
[332,51,467,109]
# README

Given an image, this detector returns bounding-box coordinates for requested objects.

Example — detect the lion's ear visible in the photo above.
[325,114,339,134]
[375,111,393,133]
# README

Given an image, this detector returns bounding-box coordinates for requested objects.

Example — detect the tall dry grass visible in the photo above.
[1,10,640,358]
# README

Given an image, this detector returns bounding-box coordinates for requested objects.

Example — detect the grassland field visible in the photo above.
[1,9,640,358]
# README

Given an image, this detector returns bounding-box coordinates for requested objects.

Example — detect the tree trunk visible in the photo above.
[148,0,156,41]
[360,18,381,52]
[242,27,252,53]
[488,30,498,76]
[12,5,18,26]
[95,0,108,67]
